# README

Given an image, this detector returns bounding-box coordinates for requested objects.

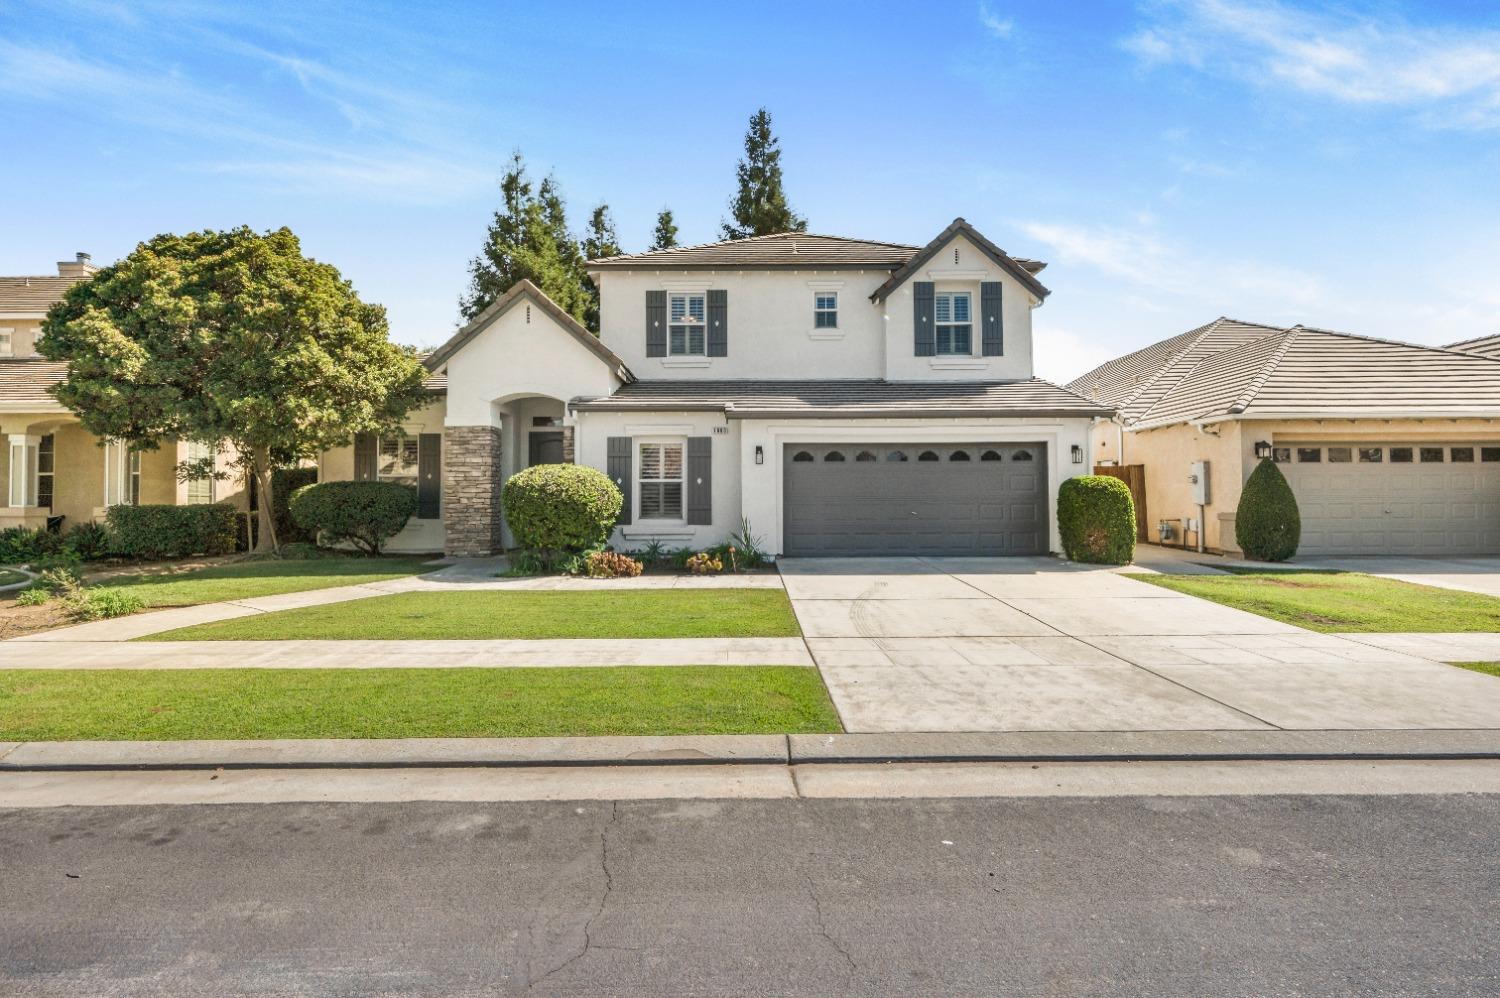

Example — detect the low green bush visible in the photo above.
[272,467,319,545]
[1236,458,1301,562]
[64,586,146,622]
[288,480,416,555]
[502,465,622,566]
[0,526,64,565]
[106,504,239,560]
[63,521,112,560]
[1057,475,1136,565]
[15,587,49,607]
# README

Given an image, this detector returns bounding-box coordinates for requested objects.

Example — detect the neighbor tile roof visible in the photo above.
[1446,333,1500,359]
[572,378,1112,419]
[588,229,1048,276]
[0,276,80,313]
[1074,321,1500,429]
[0,359,69,409]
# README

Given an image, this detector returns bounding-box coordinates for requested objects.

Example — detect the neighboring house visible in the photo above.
[1071,318,1500,556]
[347,218,1111,556]
[0,254,246,533]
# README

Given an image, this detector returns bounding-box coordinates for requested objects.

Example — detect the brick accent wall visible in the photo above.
[561,425,575,464]
[442,425,504,556]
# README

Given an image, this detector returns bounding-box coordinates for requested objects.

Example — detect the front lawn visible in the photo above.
[1453,662,1500,679]
[1129,569,1500,632]
[146,588,802,640]
[103,555,436,608]
[0,568,29,588]
[0,666,841,740]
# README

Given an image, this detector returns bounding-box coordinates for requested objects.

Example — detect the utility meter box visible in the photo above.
[1189,460,1211,505]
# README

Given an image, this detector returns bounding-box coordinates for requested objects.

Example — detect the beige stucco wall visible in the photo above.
[318,397,448,553]
[0,317,43,358]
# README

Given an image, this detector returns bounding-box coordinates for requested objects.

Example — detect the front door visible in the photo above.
[528,431,565,467]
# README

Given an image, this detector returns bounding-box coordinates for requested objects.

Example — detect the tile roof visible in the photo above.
[572,378,1112,419]
[588,229,1048,275]
[0,359,69,409]
[868,218,1051,302]
[0,276,81,314]
[1081,321,1500,429]
[1446,333,1500,359]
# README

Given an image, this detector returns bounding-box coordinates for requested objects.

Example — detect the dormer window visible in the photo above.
[934,292,972,355]
[813,292,838,328]
[669,293,706,355]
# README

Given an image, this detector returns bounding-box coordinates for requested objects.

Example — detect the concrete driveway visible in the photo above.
[1287,554,1500,597]
[781,557,1500,734]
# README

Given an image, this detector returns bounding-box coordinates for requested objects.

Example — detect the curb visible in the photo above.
[3,730,1500,772]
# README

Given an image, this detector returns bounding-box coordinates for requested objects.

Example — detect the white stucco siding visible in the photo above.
[882,235,1037,383]
[597,270,889,380]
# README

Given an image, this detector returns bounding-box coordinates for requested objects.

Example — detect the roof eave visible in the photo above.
[869,218,1051,303]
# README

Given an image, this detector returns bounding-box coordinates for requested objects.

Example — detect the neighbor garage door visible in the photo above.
[1277,442,1500,555]
[782,443,1048,556]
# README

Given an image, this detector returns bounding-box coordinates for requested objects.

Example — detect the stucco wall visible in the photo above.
[0,318,42,357]
[318,397,448,553]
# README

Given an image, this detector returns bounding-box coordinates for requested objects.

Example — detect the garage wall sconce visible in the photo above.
[1253,440,1273,459]
[1070,444,1083,464]
[754,445,764,465]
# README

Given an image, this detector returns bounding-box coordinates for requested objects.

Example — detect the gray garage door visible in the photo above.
[1277,442,1500,555]
[783,443,1048,556]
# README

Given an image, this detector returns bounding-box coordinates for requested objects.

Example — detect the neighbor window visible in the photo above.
[1297,448,1321,463]
[1420,447,1444,463]
[813,292,838,328]
[128,449,141,505]
[36,434,54,509]
[186,440,215,504]
[1483,448,1500,462]
[1327,447,1352,463]
[1390,447,1413,463]
[668,293,706,355]
[934,292,972,355]
[1359,448,1383,463]
[378,436,419,489]
[639,442,685,519]
[1272,447,1291,463]
[0,328,12,357]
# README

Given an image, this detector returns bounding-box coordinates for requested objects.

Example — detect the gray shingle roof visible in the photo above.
[0,359,69,409]
[1447,333,1500,359]
[867,218,1051,302]
[572,379,1112,419]
[0,276,79,313]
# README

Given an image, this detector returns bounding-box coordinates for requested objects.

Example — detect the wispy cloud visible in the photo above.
[978,2,1014,40]
[1125,0,1500,129]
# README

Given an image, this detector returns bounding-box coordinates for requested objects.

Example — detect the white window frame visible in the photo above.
[813,291,838,329]
[934,291,973,356]
[637,439,686,522]
[668,294,706,356]
[377,435,420,490]
[37,433,54,509]
[128,449,141,505]
[0,328,13,358]
[185,440,215,504]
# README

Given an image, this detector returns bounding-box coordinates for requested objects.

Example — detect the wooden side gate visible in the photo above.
[1094,464,1147,542]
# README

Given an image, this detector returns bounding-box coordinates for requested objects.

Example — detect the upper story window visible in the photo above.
[813,292,838,329]
[669,294,706,355]
[0,328,12,357]
[934,292,972,355]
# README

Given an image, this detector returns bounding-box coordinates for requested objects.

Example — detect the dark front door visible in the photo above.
[782,443,1049,556]
[528,431,565,467]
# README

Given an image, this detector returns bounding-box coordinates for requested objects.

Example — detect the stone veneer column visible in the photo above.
[560,425,575,464]
[442,425,504,556]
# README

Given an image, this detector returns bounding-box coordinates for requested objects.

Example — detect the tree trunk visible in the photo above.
[252,447,280,554]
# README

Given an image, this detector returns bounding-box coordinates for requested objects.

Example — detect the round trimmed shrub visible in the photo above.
[1057,475,1137,565]
[1236,458,1301,561]
[288,480,416,554]
[502,464,622,560]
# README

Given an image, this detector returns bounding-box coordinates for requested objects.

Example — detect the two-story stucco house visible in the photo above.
[349,219,1111,558]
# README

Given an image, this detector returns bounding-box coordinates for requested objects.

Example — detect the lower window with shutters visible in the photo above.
[639,441,685,520]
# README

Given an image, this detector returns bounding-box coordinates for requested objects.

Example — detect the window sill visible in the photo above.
[928,357,991,370]
[808,329,844,341]
[621,525,693,541]
[660,358,712,368]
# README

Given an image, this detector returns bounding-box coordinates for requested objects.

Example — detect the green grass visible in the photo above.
[105,556,436,608]
[0,666,842,740]
[1129,568,1500,633]
[1452,662,1500,679]
[0,568,30,588]
[145,588,803,641]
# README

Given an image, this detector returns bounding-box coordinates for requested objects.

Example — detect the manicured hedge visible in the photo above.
[1236,458,1301,562]
[106,503,239,560]
[288,480,416,554]
[1057,475,1137,565]
[272,466,319,545]
[503,464,622,564]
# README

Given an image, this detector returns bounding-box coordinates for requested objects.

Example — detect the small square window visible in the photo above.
[813,292,838,329]
[1482,447,1500,462]
[1327,447,1352,463]
[1272,447,1291,463]
[1390,447,1413,463]
[0,328,12,358]
[1451,446,1475,463]
[1358,448,1383,463]
[1297,448,1321,463]
[1420,447,1444,463]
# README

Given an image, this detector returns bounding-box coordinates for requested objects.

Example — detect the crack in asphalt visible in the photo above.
[803,872,857,974]
[527,801,620,991]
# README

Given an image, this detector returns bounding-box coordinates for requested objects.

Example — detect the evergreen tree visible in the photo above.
[582,203,621,260]
[650,208,679,251]
[721,107,806,239]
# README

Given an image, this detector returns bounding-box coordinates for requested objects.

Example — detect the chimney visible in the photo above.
[56,252,98,279]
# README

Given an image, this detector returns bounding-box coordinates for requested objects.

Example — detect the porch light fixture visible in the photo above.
[1254,440,1273,459]
[1070,444,1083,464]
[755,445,764,465]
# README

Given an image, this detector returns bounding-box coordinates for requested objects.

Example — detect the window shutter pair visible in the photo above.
[645,291,727,357]
[605,435,712,526]
[913,282,935,356]
[980,281,1003,357]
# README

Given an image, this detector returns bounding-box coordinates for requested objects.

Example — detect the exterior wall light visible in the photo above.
[755,445,764,465]
[1070,444,1083,464]
[1253,440,1273,459]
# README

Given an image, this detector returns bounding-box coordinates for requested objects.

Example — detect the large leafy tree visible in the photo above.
[38,227,431,553]
[461,152,591,326]
[650,208,679,251]
[721,107,806,240]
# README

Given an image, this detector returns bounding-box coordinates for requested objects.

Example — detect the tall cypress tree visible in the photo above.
[650,208,679,250]
[721,108,807,240]
[580,203,621,331]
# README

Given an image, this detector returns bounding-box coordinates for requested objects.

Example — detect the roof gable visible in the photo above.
[1446,333,1500,359]
[868,218,1050,303]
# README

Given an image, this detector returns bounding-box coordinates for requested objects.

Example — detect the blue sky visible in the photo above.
[3,0,1499,381]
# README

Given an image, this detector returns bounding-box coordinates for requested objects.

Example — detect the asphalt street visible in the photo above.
[3,792,1498,996]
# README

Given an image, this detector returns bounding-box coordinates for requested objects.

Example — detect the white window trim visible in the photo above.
[637,437,687,524]
[934,290,974,356]
[667,292,707,357]
[813,290,838,331]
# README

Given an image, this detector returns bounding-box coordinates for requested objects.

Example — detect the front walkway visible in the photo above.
[781,557,1500,734]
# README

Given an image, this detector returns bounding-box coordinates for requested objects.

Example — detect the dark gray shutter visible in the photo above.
[707,289,727,357]
[687,436,712,525]
[417,433,441,519]
[645,290,667,357]
[354,432,377,481]
[607,436,632,525]
[981,281,1003,356]
[913,281,935,357]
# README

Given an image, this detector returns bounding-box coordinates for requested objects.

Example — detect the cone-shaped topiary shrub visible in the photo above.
[1057,475,1136,565]
[1236,458,1301,561]
[502,464,623,566]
